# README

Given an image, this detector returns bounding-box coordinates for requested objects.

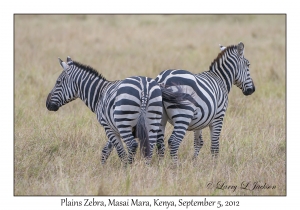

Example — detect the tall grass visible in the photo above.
[14,14,285,195]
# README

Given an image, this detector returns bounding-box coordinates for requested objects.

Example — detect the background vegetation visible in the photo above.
[14,15,285,195]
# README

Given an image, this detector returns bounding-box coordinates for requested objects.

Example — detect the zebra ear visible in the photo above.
[219,44,226,51]
[58,58,63,68]
[58,57,69,70]
[237,42,244,57]
[67,56,73,64]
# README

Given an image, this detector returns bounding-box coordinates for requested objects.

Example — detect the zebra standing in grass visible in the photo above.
[46,56,164,164]
[155,42,255,162]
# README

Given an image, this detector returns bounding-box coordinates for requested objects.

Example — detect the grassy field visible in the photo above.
[14,15,285,195]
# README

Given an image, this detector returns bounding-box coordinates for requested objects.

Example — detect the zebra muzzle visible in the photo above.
[243,86,255,96]
[243,81,255,96]
[46,93,59,111]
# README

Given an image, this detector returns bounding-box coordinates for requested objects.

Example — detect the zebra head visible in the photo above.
[46,57,78,111]
[233,42,255,96]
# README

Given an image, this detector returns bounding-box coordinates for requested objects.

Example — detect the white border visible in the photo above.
[3,0,297,209]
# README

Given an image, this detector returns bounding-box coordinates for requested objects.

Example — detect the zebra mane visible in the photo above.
[209,45,236,70]
[71,60,107,80]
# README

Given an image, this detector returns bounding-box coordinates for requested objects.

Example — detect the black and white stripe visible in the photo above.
[46,57,163,164]
[155,42,255,162]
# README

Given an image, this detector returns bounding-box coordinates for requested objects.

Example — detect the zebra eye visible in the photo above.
[56,80,61,85]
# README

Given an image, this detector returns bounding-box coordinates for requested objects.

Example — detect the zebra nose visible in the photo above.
[243,87,255,96]
[46,102,59,111]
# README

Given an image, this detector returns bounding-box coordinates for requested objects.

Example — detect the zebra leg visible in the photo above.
[209,118,224,158]
[144,117,164,164]
[156,110,167,158]
[116,126,138,164]
[102,127,127,164]
[145,128,156,165]
[114,109,139,164]
[192,129,204,160]
[156,126,165,159]
[101,140,113,164]
[168,123,189,163]
[123,135,138,164]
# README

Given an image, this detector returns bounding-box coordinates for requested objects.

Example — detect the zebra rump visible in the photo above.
[113,76,163,163]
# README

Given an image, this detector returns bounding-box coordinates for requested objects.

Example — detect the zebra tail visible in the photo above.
[136,110,150,158]
[160,84,195,106]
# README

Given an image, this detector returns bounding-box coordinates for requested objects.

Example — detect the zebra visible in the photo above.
[155,42,255,162]
[46,56,164,164]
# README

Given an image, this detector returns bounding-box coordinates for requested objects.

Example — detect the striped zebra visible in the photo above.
[155,42,255,162]
[46,56,164,164]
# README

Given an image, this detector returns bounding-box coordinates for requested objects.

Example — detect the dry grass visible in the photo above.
[14,14,285,195]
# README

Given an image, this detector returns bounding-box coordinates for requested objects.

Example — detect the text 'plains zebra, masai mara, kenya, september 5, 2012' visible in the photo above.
[155,42,255,163]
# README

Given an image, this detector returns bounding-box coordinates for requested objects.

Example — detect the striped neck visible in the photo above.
[68,61,110,113]
[208,46,238,94]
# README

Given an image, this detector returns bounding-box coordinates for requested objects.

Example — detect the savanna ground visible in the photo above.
[14,15,285,195]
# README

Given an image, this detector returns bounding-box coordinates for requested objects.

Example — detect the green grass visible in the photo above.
[14,14,285,195]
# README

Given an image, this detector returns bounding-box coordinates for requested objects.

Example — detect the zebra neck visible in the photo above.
[77,76,111,113]
[209,63,235,94]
